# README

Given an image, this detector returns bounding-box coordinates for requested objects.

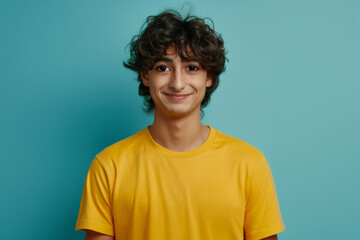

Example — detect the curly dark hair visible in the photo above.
[123,10,227,112]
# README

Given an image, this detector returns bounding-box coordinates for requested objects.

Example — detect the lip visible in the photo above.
[164,93,191,101]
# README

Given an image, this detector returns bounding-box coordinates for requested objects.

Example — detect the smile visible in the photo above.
[164,93,191,101]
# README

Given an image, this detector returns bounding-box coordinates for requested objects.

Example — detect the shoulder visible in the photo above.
[211,128,267,166]
[212,128,264,157]
[95,128,148,166]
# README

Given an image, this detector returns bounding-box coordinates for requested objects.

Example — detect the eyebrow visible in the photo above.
[153,57,199,63]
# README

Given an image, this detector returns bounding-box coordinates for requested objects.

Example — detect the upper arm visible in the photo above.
[244,154,285,239]
[76,157,115,235]
[85,230,114,240]
[260,234,278,240]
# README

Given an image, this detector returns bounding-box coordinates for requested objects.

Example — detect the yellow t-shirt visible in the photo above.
[76,126,285,240]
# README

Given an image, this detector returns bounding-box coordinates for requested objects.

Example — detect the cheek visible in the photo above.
[148,82,163,101]
[148,86,158,99]
[197,80,210,91]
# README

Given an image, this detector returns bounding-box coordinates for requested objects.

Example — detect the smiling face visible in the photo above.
[141,46,213,118]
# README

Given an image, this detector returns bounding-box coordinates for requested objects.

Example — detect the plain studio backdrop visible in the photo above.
[1,0,359,239]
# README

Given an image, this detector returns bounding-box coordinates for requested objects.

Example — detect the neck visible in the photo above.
[149,109,209,152]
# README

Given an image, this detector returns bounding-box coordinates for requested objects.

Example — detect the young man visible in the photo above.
[76,10,285,240]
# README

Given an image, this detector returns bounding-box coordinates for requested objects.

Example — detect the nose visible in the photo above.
[169,69,185,91]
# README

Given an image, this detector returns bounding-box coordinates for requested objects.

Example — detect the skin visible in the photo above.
[84,46,279,240]
[85,230,114,240]
[85,230,277,240]
[140,46,212,152]
[261,235,278,240]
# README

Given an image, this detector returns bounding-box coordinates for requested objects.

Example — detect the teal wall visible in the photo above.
[1,0,359,239]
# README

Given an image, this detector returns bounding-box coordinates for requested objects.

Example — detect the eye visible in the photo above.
[186,65,199,71]
[155,65,170,72]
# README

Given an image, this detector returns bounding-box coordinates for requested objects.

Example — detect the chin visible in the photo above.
[166,106,199,118]
[167,109,189,117]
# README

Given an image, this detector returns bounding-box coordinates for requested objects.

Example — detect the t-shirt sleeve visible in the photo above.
[244,154,285,240]
[75,157,114,236]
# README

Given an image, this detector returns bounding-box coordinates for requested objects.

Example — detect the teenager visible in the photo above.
[76,10,285,240]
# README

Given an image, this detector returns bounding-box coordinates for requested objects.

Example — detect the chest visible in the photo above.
[112,156,247,224]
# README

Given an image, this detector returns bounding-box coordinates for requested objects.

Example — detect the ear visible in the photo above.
[141,72,150,87]
[206,73,213,87]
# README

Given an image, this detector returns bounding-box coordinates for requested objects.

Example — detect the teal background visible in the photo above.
[1,0,359,239]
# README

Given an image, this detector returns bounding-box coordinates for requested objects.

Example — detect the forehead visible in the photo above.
[156,45,198,62]
[165,45,177,56]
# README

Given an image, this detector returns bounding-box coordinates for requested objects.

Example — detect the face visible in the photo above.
[141,46,212,118]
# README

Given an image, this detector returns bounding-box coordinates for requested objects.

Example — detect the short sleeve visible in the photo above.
[244,154,285,240]
[75,157,114,236]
